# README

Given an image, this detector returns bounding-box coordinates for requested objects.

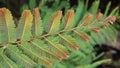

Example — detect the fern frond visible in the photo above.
[0,0,119,67]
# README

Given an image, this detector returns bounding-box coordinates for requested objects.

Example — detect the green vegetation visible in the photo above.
[0,0,119,68]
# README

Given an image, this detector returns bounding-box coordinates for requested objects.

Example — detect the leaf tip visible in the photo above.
[46,61,53,67]
[96,12,103,20]
[73,45,79,50]
[107,15,116,24]
[68,10,74,16]
[92,28,101,34]
[103,23,110,28]
[56,56,62,61]
[34,8,40,16]
[56,11,62,19]
[82,36,90,42]
[64,53,70,59]
[24,10,31,15]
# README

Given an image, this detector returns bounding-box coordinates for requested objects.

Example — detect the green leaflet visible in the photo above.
[103,2,111,18]
[75,0,84,25]
[20,4,29,13]
[32,8,43,36]
[73,30,90,42]
[4,45,36,68]
[0,54,18,68]
[110,7,119,15]
[59,34,79,50]
[51,0,61,10]
[46,11,62,34]
[19,42,53,67]
[41,9,53,27]
[54,0,70,12]
[79,14,93,26]
[29,0,36,10]
[76,59,111,68]
[16,10,33,41]
[0,47,4,55]
[0,8,16,44]
[30,40,63,61]
[44,37,69,59]
[63,10,74,30]
[89,0,100,20]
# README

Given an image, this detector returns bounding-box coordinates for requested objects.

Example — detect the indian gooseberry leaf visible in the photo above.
[32,8,43,36]
[63,10,74,30]
[46,11,62,34]
[0,8,16,44]
[16,10,33,41]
